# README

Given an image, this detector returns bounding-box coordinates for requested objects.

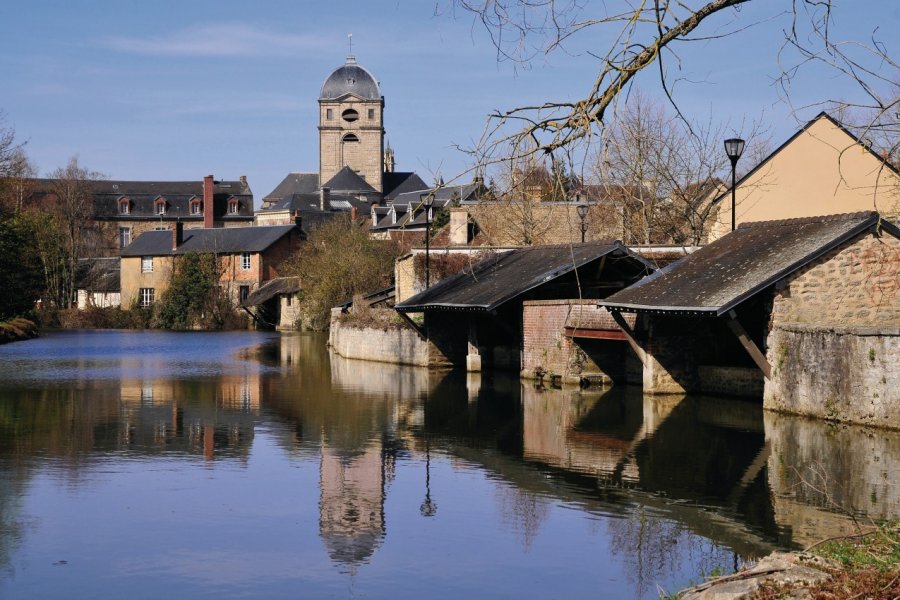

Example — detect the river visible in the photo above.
[0,330,896,599]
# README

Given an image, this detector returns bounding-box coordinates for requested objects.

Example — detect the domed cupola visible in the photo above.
[319,55,381,101]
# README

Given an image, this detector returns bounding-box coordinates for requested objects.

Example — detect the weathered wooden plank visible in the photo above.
[725,310,772,379]
[609,310,647,367]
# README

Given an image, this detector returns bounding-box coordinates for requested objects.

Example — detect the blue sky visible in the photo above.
[1,1,897,203]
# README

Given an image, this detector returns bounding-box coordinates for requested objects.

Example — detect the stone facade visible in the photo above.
[765,230,900,428]
[328,308,429,366]
[319,99,384,192]
[467,201,624,246]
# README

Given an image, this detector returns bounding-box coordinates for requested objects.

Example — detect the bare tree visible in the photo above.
[594,92,769,245]
[47,157,105,308]
[453,1,897,177]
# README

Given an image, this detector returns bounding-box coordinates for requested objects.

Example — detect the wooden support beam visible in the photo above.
[725,310,772,379]
[609,310,646,367]
[396,311,427,341]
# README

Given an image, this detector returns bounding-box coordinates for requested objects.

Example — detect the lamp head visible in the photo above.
[724,138,745,163]
[576,203,589,220]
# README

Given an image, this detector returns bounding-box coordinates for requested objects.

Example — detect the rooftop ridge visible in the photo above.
[737,211,878,230]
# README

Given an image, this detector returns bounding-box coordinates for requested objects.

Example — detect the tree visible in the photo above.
[454,1,897,175]
[47,157,104,308]
[594,92,768,245]
[154,252,226,329]
[282,217,400,330]
[0,215,44,319]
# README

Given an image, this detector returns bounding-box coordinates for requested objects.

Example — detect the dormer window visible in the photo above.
[228,199,240,215]
[155,198,167,215]
[190,197,202,215]
[118,197,131,215]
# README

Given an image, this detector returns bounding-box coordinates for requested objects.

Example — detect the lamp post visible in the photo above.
[423,193,434,288]
[724,137,745,232]
[576,203,589,243]
[420,437,437,517]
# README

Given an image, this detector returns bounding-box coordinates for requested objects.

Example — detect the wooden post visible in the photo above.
[725,310,772,379]
[610,310,646,367]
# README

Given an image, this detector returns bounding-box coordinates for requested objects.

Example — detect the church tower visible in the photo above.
[318,54,385,192]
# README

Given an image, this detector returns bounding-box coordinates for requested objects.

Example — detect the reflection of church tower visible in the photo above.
[318,54,385,192]
[318,440,387,570]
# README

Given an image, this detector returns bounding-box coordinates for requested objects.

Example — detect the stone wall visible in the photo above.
[328,308,429,366]
[765,230,900,428]
[697,366,764,397]
[765,326,900,428]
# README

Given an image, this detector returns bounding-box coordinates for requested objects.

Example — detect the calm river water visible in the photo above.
[0,330,896,599]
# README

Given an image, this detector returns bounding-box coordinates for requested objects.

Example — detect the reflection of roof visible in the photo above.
[122,225,299,256]
[319,56,381,100]
[396,242,653,312]
[321,531,383,567]
[76,257,121,292]
[601,212,898,315]
[241,277,301,308]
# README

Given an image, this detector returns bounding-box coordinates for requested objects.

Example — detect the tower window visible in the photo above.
[326,109,333,120]
[368,108,375,120]
[341,109,359,122]
[342,133,359,143]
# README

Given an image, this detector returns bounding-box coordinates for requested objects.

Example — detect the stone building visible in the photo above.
[259,54,428,229]
[599,211,900,428]
[120,223,301,310]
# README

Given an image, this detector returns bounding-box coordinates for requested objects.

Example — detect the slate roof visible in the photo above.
[323,166,377,194]
[392,182,482,207]
[396,242,652,312]
[75,257,121,292]
[263,192,372,216]
[600,211,898,316]
[241,277,301,308]
[383,172,428,201]
[320,56,381,101]
[261,173,319,206]
[121,225,299,256]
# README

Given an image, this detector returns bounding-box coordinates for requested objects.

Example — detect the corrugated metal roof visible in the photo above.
[122,225,299,256]
[396,242,652,312]
[601,212,896,315]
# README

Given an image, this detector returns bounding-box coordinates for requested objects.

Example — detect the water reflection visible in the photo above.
[0,332,898,599]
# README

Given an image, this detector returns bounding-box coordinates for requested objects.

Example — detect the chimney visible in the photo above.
[350,206,359,221]
[239,175,247,186]
[319,187,331,212]
[203,175,215,228]
[172,221,184,251]
[449,207,470,246]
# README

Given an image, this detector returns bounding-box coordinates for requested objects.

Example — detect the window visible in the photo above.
[119,227,131,249]
[367,108,375,120]
[240,252,251,271]
[141,256,153,273]
[190,199,202,215]
[239,285,250,304]
[155,200,166,215]
[139,288,155,308]
[341,108,359,122]
[326,108,333,120]
[228,200,239,215]
[285,294,292,306]
[342,133,359,143]
[119,199,130,215]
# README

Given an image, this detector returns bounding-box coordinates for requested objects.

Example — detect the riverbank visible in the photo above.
[677,522,900,598]
[0,317,38,344]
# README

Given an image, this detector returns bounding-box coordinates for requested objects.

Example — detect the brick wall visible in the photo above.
[523,300,631,385]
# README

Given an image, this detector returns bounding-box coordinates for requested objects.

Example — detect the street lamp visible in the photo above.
[724,137,745,232]
[422,193,435,288]
[576,203,589,243]
[420,437,437,517]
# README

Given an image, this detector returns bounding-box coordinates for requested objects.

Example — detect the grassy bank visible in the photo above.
[0,317,38,344]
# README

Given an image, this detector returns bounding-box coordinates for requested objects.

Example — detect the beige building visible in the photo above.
[710,112,900,241]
